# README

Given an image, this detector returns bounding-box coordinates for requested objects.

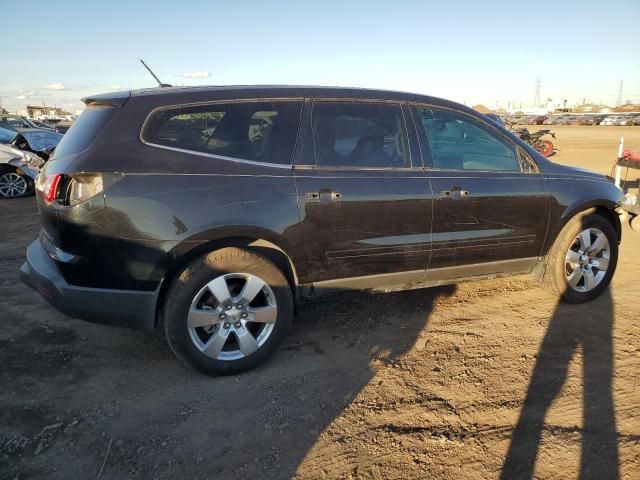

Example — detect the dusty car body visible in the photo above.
[21,85,624,374]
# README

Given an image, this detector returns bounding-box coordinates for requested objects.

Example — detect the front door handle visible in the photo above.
[307,190,342,204]
[440,187,469,200]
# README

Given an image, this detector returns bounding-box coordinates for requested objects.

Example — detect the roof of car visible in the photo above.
[83,84,478,117]
[137,84,446,103]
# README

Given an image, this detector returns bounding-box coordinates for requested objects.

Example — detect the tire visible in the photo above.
[538,211,618,303]
[163,247,294,375]
[0,168,34,199]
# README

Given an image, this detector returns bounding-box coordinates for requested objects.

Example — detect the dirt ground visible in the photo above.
[1,126,639,479]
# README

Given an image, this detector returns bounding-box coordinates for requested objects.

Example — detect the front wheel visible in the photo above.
[534,139,554,157]
[0,169,34,198]
[163,247,293,375]
[538,212,618,303]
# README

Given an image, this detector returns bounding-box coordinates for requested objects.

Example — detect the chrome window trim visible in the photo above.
[139,141,294,170]
[293,164,420,173]
[139,97,304,169]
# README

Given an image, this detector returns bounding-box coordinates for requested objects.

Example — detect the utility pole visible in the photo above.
[616,80,624,106]
[533,78,541,107]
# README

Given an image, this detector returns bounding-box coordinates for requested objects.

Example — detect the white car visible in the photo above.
[0,127,44,198]
[601,115,631,126]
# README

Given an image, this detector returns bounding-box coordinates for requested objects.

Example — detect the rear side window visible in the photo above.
[311,102,410,168]
[417,107,520,171]
[143,101,302,165]
[51,106,117,160]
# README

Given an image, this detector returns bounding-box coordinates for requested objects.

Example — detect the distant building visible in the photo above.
[572,103,606,113]
[613,103,640,113]
[26,104,70,118]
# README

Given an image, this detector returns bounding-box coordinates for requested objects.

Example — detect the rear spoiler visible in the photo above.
[81,90,131,108]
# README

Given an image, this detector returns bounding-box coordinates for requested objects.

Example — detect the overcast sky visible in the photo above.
[2,0,639,113]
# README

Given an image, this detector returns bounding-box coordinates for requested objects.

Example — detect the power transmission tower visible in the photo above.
[533,78,541,107]
[616,80,624,106]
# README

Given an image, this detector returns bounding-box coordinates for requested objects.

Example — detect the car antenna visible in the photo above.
[139,59,172,88]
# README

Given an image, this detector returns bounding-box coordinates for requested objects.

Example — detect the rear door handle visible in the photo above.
[440,187,469,200]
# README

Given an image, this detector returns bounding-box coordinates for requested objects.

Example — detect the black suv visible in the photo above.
[21,86,623,374]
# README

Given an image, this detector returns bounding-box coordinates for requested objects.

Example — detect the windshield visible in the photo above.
[20,130,63,151]
[0,116,30,128]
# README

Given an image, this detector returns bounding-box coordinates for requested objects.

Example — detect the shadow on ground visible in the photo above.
[501,288,619,479]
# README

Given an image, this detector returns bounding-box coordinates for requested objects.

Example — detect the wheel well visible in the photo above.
[155,237,298,328]
[534,204,621,283]
[0,164,18,174]
[593,206,622,243]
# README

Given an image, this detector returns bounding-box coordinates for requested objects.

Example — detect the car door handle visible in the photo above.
[440,187,469,200]
[307,190,342,204]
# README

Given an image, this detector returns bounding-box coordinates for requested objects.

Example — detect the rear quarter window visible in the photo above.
[142,100,302,165]
[51,106,117,160]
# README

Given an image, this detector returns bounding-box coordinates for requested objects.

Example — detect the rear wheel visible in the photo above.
[163,247,293,375]
[534,140,554,157]
[539,212,618,303]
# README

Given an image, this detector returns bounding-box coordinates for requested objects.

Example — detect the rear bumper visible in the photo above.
[20,239,158,333]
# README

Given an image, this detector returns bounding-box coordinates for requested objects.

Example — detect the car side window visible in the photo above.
[417,107,520,171]
[311,102,410,168]
[143,101,302,165]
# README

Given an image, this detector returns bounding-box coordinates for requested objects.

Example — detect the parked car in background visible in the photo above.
[21,85,624,375]
[8,128,62,161]
[578,116,597,126]
[0,125,18,144]
[602,115,633,126]
[617,116,635,126]
[0,115,38,129]
[29,119,55,130]
[54,122,72,134]
[0,126,45,198]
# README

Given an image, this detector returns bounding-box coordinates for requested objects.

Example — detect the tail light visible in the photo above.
[38,173,104,206]
[63,174,104,206]
[42,174,62,204]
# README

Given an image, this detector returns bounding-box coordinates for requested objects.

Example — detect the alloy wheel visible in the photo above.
[0,172,28,198]
[564,228,610,293]
[187,273,278,361]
